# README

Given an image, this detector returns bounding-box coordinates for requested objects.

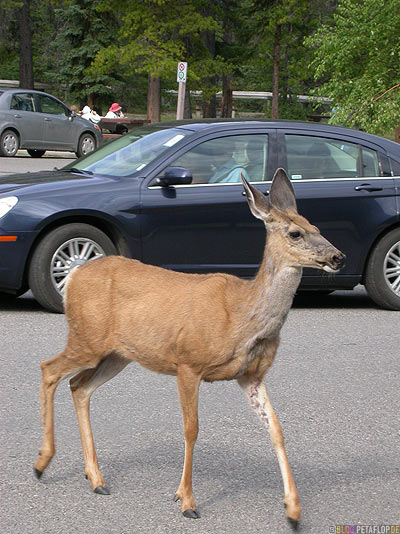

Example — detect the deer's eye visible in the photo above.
[289,231,302,239]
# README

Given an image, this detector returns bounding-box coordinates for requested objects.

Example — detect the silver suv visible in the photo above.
[0,89,102,158]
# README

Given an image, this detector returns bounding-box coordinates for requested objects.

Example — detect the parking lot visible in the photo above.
[0,150,75,176]
[0,156,399,534]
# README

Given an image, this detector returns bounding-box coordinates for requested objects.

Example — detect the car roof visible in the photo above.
[0,88,55,96]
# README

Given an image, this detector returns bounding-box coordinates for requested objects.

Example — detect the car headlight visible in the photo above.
[0,196,18,219]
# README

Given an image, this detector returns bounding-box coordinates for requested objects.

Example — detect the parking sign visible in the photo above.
[177,62,187,83]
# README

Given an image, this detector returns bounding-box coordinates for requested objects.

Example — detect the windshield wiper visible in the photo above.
[66,167,93,175]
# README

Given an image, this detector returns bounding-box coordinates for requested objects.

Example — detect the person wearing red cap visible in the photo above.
[105,102,124,119]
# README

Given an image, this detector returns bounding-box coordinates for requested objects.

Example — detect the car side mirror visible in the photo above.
[68,110,76,121]
[156,167,192,187]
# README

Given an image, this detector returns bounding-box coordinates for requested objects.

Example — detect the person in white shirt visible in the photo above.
[80,105,101,124]
[105,102,124,118]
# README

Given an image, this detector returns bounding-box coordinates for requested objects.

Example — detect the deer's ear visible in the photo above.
[241,172,270,221]
[269,168,297,212]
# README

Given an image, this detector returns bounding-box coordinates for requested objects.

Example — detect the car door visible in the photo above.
[140,131,275,276]
[9,92,42,147]
[279,130,397,288]
[35,94,75,149]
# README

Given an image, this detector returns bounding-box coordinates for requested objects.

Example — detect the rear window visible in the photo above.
[390,158,400,176]
[10,93,35,112]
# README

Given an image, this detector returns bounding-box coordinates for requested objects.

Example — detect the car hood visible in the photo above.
[0,170,97,195]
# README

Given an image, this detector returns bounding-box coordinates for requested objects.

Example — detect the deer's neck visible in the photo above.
[242,244,302,358]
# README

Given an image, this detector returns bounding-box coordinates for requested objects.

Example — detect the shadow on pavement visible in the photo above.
[1,286,378,313]
[293,287,376,309]
[0,292,48,313]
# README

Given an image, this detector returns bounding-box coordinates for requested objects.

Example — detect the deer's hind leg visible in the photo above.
[69,352,129,494]
[34,350,87,478]
[238,375,301,528]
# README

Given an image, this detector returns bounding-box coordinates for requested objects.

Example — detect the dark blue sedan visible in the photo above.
[0,119,399,312]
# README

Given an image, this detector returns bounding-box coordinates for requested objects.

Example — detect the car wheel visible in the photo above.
[0,129,19,157]
[27,149,46,158]
[365,228,400,310]
[76,133,96,158]
[28,223,117,313]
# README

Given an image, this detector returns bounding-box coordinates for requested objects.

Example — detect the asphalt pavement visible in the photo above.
[0,150,76,176]
[0,155,399,534]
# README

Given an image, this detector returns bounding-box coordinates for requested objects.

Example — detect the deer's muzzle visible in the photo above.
[320,251,346,273]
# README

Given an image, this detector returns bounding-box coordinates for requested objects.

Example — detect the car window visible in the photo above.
[390,158,400,176]
[285,135,364,180]
[159,134,268,185]
[37,95,66,115]
[361,147,379,176]
[10,93,35,112]
[70,127,189,177]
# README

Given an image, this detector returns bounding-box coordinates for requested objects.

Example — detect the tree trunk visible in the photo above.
[147,75,161,123]
[221,73,233,118]
[201,28,217,118]
[395,127,400,143]
[202,94,216,118]
[271,23,281,120]
[184,90,192,119]
[19,0,34,89]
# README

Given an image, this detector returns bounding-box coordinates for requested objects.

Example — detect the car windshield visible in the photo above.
[63,126,188,177]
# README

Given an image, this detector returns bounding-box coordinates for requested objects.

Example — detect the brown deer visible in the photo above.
[34,169,344,527]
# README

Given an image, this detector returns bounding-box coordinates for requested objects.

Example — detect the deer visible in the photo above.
[34,168,345,528]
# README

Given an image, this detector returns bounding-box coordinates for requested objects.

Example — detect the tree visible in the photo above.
[243,0,334,119]
[51,0,122,110]
[306,0,400,136]
[91,0,223,121]
[18,0,34,88]
[0,0,34,88]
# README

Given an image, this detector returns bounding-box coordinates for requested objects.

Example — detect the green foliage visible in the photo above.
[234,0,336,118]
[306,0,400,135]
[91,0,226,97]
[47,0,123,107]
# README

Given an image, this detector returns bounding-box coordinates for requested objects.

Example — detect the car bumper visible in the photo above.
[0,231,37,292]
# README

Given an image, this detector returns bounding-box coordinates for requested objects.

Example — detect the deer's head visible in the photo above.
[241,168,345,273]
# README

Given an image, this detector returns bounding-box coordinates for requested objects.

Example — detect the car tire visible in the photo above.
[365,228,400,310]
[0,129,19,157]
[76,133,96,158]
[28,223,117,313]
[27,149,46,158]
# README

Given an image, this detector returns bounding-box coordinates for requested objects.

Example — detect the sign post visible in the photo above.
[176,62,187,120]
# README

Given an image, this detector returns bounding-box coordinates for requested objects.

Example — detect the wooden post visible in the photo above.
[176,82,186,120]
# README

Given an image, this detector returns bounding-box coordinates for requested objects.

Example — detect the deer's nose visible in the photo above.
[332,252,346,268]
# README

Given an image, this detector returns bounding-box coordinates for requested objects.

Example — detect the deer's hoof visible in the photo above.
[173,494,180,502]
[34,468,43,479]
[287,517,299,530]
[94,486,110,495]
[183,509,200,519]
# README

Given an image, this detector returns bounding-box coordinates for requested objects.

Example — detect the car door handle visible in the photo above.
[44,118,52,121]
[354,183,383,192]
[14,114,22,118]
[242,190,269,196]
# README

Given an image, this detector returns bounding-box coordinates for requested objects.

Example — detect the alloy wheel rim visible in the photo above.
[50,238,105,294]
[81,136,94,155]
[3,134,17,155]
[383,240,400,296]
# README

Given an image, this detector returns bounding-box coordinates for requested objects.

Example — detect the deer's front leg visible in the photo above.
[175,365,201,519]
[238,375,301,527]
